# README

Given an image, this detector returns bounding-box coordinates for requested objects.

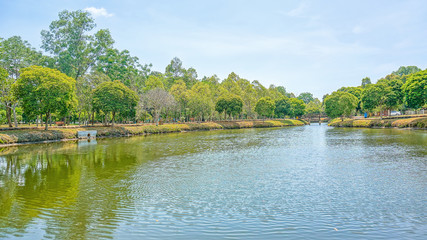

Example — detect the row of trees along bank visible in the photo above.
[324,67,426,121]
[1,10,426,129]
[0,10,313,130]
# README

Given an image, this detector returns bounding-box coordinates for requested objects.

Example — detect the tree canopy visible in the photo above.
[92,80,138,126]
[14,66,77,130]
[402,69,427,109]
[324,91,358,120]
[255,97,275,118]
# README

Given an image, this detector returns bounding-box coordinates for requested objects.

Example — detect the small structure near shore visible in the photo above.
[77,130,97,139]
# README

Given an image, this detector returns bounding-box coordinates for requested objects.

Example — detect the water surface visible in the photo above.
[0,124,426,239]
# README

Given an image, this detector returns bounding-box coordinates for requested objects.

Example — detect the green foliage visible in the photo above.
[41,10,114,79]
[324,91,358,120]
[392,66,422,77]
[0,36,47,79]
[144,75,165,92]
[297,92,314,104]
[215,94,243,119]
[14,66,77,129]
[274,97,291,118]
[255,97,275,118]
[96,48,150,93]
[361,84,387,112]
[361,77,371,88]
[305,98,323,116]
[188,82,214,120]
[92,80,138,125]
[402,69,427,109]
[289,98,306,118]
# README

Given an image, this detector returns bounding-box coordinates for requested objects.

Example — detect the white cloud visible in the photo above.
[84,7,114,18]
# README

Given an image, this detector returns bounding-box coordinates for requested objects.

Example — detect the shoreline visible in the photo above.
[328,117,427,129]
[0,119,306,147]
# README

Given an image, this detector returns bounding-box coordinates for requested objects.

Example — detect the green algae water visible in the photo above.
[0,124,426,239]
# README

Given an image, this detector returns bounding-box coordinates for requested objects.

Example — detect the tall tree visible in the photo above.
[361,84,388,113]
[392,66,422,77]
[289,98,306,118]
[41,10,114,80]
[274,97,291,118]
[14,66,77,130]
[305,99,323,119]
[188,82,214,121]
[0,36,45,127]
[361,77,371,88]
[402,69,427,109]
[324,91,358,121]
[255,97,275,119]
[297,92,314,104]
[92,80,138,126]
[76,72,111,125]
[96,48,151,93]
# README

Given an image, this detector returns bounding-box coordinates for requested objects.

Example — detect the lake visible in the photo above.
[0,124,426,239]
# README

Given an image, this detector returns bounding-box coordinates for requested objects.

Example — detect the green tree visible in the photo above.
[402,69,427,109]
[0,36,46,127]
[92,80,138,126]
[255,97,275,119]
[214,94,243,120]
[77,72,111,125]
[96,48,151,93]
[377,75,404,110]
[144,75,165,92]
[361,77,371,88]
[215,96,228,119]
[237,78,256,118]
[305,98,323,119]
[289,98,306,118]
[297,92,314,104]
[14,66,77,130]
[361,84,387,113]
[325,91,358,121]
[0,67,14,126]
[41,10,114,80]
[170,80,190,120]
[274,97,291,118]
[188,82,214,121]
[392,66,422,77]
[338,86,363,112]
[228,95,243,118]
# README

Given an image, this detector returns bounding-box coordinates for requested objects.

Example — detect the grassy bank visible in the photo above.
[0,120,305,145]
[328,117,427,129]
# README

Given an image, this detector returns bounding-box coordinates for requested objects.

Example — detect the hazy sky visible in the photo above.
[1,0,426,98]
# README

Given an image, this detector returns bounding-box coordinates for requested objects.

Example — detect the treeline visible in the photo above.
[324,66,427,120]
[0,10,314,130]
[1,10,426,130]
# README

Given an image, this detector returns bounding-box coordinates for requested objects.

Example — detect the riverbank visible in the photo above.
[0,119,305,146]
[328,117,427,129]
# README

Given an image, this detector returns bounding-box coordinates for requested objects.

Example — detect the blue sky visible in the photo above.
[1,0,426,98]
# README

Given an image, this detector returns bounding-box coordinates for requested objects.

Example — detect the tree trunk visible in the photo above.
[111,112,115,127]
[91,111,95,126]
[12,103,18,127]
[45,112,50,130]
[5,103,12,128]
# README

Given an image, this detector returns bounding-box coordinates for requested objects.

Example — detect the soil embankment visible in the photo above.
[0,119,306,146]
